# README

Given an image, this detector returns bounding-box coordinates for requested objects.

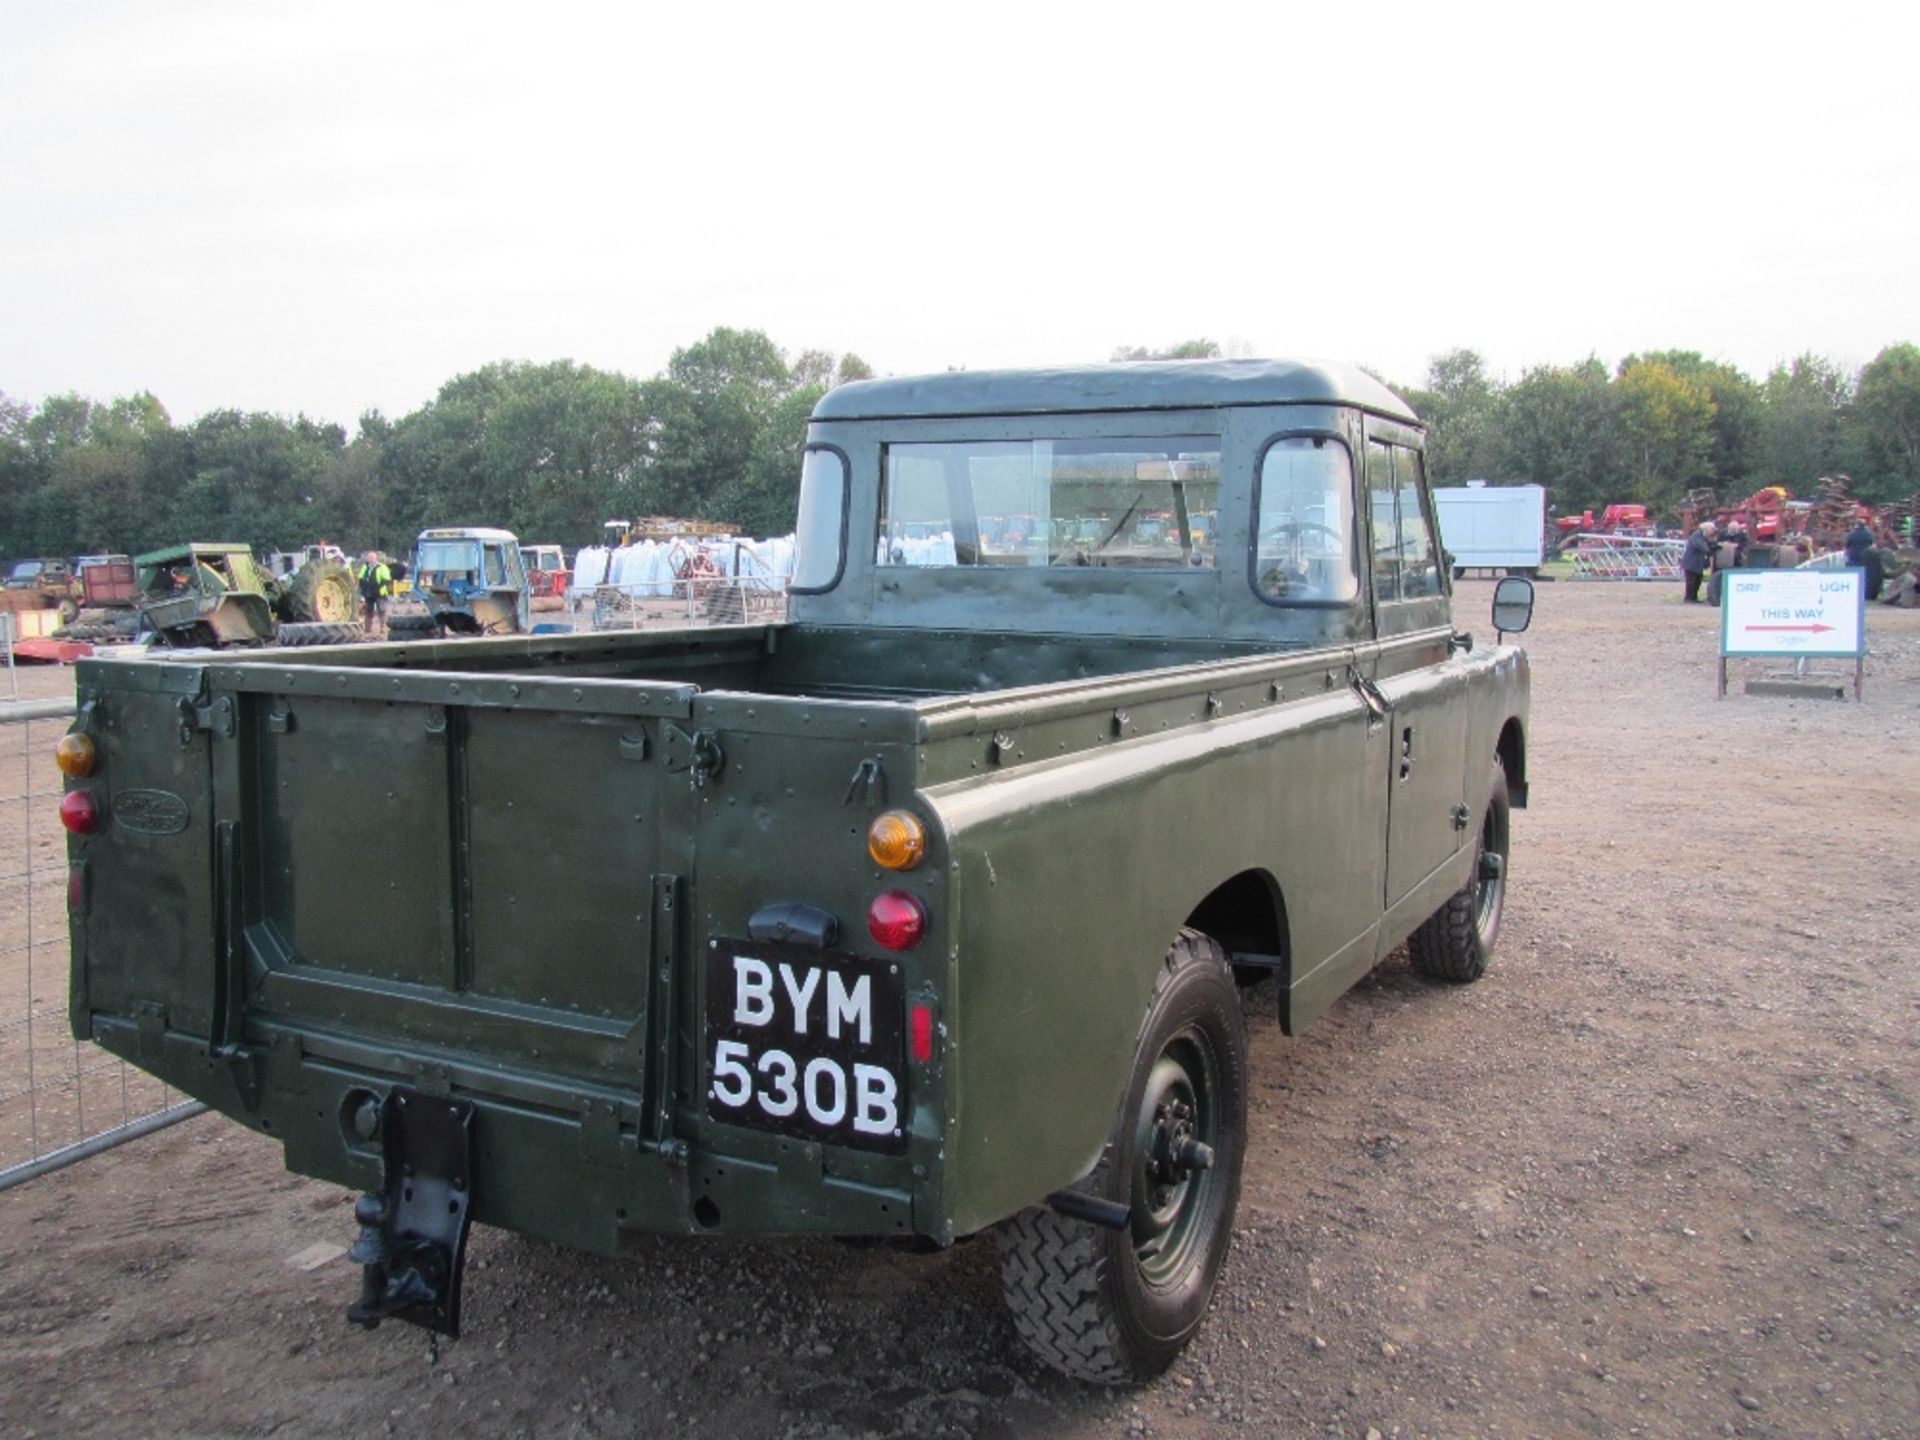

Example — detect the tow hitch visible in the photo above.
[345,1087,476,1337]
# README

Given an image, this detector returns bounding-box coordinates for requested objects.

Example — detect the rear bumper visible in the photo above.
[90,1014,923,1255]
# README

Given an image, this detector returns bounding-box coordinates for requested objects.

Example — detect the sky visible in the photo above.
[3,1,1917,429]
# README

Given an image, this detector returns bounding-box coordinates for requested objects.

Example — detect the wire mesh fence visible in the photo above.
[0,699,201,1191]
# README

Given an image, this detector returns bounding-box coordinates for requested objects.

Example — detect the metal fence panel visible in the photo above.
[0,699,201,1191]
[1563,535,1686,581]
[587,578,789,631]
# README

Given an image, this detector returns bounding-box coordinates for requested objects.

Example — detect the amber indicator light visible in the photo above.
[55,733,95,778]
[867,810,927,871]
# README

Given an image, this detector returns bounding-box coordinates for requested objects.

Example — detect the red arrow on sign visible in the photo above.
[1745,623,1834,633]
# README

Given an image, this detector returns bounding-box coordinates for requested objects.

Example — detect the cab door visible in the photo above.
[1361,428,1471,915]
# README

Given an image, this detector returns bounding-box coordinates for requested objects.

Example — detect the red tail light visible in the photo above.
[59,791,100,835]
[867,891,926,951]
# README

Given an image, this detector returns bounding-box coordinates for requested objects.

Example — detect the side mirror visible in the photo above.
[1492,576,1535,638]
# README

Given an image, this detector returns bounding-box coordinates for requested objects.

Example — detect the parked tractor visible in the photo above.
[389,527,530,638]
[125,543,362,649]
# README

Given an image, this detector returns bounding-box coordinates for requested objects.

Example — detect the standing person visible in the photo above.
[1681,521,1716,604]
[357,551,392,638]
[1843,521,1885,600]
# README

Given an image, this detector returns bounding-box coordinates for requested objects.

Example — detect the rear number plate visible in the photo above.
[704,940,906,1153]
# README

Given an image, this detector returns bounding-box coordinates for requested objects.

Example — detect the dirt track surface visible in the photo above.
[2,582,1917,1439]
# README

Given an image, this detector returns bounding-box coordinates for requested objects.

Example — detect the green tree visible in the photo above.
[1613,360,1716,513]
[1756,355,1853,492]
[638,328,864,535]
[1621,351,1760,492]
[1402,348,1507,486]
[380,361,652,548]
[1499,358,1623,517]
[1852,342,1920,500]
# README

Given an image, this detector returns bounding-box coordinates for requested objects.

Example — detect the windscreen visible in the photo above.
[417,541,481,575]
[879,437,1220,569]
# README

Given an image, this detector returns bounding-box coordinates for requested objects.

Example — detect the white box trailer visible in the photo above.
[1433,482,1547,576]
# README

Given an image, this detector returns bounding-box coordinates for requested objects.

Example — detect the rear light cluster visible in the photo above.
[865,810,929,952]
[57,730,100,835]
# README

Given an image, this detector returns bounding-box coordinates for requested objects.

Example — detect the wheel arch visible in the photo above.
[1184,867,1289,979]
[1497,716,1527,807]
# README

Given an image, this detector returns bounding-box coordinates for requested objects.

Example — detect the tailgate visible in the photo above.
[216,664,697,1094]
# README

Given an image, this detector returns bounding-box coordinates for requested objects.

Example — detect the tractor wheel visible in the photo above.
[387,611,439,638]
[274,621,366,647]
[997,929,1246,1383]
[1409,760,1511,983]
[281,561,358,623]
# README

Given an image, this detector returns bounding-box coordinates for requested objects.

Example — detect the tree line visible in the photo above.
[0,328,871,562]
[1390,345,1920,517]
[4,331,1916,563]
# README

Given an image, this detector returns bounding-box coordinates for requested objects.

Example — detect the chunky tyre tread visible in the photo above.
[998,1208,1130,1384]
[996,929,1243,1384]
[1408,882,1483,982]
[274,621,365,646]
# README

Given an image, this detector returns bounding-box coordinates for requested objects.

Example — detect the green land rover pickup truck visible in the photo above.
[60,360,1532,1383]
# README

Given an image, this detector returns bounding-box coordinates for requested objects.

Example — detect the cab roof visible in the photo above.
[811,358,1419,424]
[418,527,519,543]
[134,543,254,565]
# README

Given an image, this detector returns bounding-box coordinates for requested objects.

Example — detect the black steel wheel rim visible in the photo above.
[1129,1026,1220,1288]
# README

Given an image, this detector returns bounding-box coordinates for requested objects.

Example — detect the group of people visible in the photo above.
[1681,519,1887,603]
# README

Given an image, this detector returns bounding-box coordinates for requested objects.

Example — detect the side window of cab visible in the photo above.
[1250,436,1361,606]
[1366,441,1447,624]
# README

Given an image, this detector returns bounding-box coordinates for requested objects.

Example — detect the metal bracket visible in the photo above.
[664,724,725,789]
[1349,671,1390,727]
[1451,803,1472,831]
[844,756,887,807]
[345,1087,476,1338]
[177,694,234,744]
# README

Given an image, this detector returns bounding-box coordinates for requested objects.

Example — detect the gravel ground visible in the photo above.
[0,579,1915,1439]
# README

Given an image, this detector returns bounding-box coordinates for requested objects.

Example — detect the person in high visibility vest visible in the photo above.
[357,552,393,638]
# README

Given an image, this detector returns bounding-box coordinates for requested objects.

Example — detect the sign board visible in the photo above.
[1721,569,1864,658]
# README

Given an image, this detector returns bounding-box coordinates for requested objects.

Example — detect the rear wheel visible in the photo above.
[280,561,357,623]
[997,930,1246,1383]
[1409,760,1510,983]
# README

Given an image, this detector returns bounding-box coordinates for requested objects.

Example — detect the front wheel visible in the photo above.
[997,930,1247,1383]
[1409,760,1511,982]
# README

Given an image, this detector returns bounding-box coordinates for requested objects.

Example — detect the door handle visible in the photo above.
[1349,671,1389,725]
